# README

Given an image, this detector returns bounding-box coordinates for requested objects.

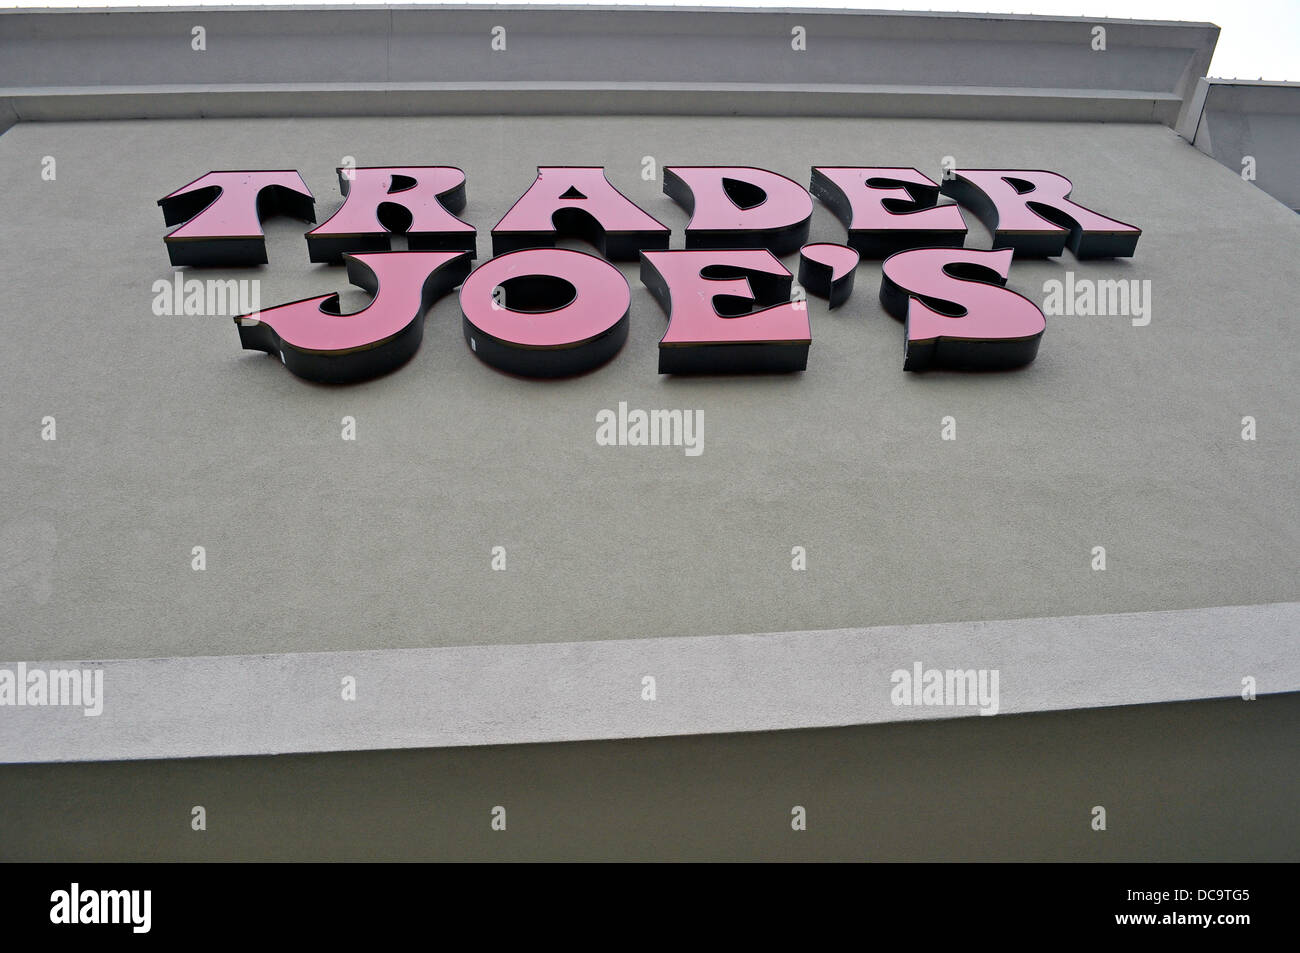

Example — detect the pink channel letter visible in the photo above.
[492,167,669,260]
[641,249,811,374]
[810,167,967,258]
[879,247,1046,372]
[306,166,476,263]
[158,170,316,267]
[459,248,631,378]
[234,250,472,384]
[798,242,860,309]
[940,169,1140,258]
[664,166,813,256]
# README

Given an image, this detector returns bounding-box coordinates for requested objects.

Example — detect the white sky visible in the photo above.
[4,1,1298,81]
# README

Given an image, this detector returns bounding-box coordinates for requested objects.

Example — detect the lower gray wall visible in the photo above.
[2,693,1296,861]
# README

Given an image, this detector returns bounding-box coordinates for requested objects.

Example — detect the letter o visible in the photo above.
[459,248,630,377]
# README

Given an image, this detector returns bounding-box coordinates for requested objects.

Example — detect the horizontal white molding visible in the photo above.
[0,82,1184,130]
[2,602,1295,764]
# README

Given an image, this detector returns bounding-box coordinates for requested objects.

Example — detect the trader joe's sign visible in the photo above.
[157,165,1140,382]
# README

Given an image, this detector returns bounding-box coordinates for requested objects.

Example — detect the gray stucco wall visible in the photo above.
[1,115,1296,666]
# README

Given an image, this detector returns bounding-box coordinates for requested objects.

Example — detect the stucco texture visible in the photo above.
[1,115,1296,660]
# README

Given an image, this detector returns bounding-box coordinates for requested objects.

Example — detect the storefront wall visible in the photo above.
[0,8,1295,861]
[2,114,1295,660]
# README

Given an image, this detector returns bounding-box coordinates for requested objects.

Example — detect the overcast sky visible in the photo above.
[5,1,1297,81]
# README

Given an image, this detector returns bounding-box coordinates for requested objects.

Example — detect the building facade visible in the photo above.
[0,6,1296,861]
